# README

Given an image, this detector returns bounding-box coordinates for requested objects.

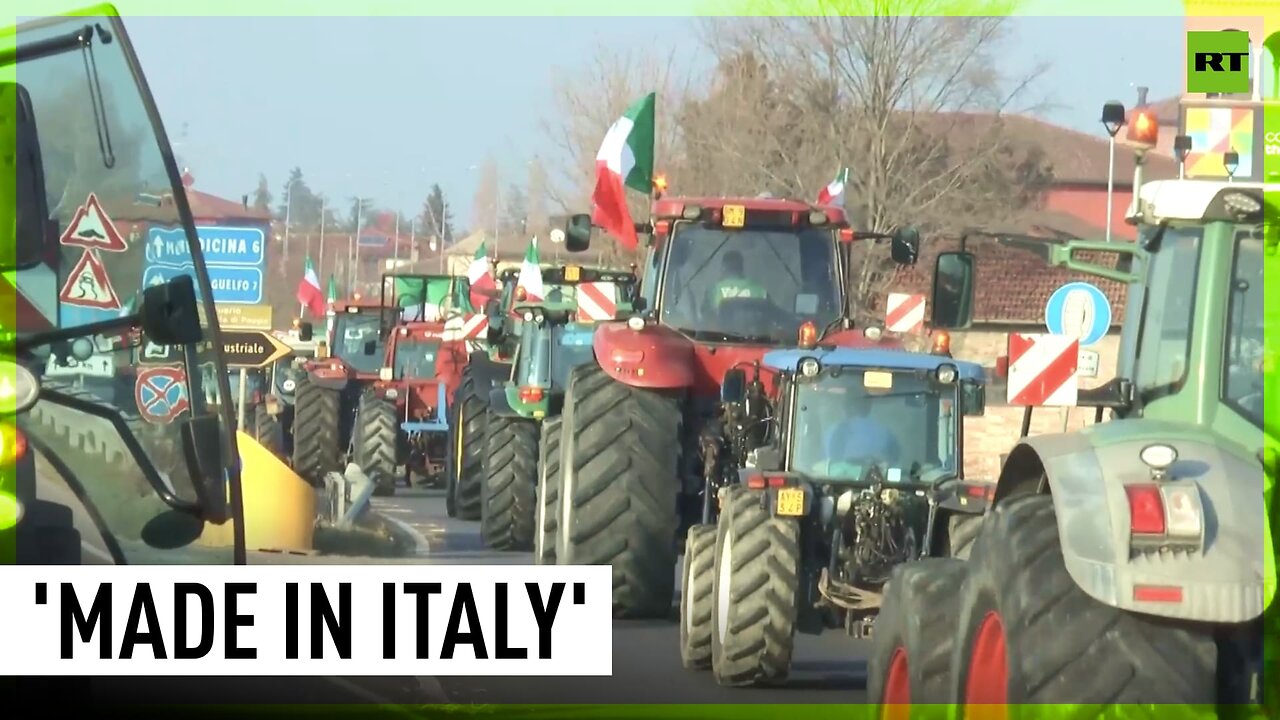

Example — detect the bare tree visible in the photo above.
[525,156,551,241]
[471,155,500,240]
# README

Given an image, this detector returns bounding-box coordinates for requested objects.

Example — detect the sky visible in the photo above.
[92,12,1185,227]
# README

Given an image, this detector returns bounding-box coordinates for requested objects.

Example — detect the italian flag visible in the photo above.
[817,168,849,207]
[296,255,325,318]
[326,275,338,338]
[467,241,496,310]
[591,92,655,252]
[516,237,543,302]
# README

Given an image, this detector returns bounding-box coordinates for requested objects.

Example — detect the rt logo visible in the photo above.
[1187,30,1250,94]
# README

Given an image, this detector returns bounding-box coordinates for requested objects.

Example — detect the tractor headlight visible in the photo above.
[799,357,821,378]
[384,389,399,400]
[627,316,645,331]
[864,326,883,341]
[523,311,534,322]
[1139,444,1177,473]
[936,363,958,384]
[281,379,296,393]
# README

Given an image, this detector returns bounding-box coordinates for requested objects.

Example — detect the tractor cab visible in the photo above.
[380,272,471,327]
[314,299,389,381]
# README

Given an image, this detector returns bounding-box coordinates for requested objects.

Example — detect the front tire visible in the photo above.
[679,523,716,671]
[291,374,341,486]
[951,494,1217,709]
[867,558,967,707]
[534,416,562,565]
[558,364,683,618]
[710,485,800,687]
[354,390,399,497]
[449,369,490,521]
[253,404,283,456]
[480,415,539,551]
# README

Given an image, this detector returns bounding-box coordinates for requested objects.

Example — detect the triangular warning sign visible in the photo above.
[59,250,122,311]
[60,193,128,253]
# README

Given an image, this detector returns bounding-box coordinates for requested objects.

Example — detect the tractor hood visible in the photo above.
[1022,418,1271,623]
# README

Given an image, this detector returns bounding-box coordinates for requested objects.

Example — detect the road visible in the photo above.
[370,486,873,704]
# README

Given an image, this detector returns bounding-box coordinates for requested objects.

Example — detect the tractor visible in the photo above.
[546,196,920,617]
[445,266,551,520]
[290,293,393,490]
[475,266,639,552]
[359,320,470,491]
[866,99,1275,709]
[679,348,991,686]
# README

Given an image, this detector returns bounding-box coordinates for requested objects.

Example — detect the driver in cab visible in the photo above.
[707,250,769,311]
[799,383,902,479]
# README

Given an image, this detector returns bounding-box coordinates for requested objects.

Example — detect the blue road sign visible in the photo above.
[143,264,263,304]
[1045,281,1112,347]
[147,226,266,267]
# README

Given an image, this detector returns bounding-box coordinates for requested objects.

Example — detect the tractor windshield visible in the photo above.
[1223,225,1264,428]
[790,369,958,483]
[332,311,385,374]
[7,14,239,563]
[550,324,595,390]
[394,338,440,380]
[659,223,841,344]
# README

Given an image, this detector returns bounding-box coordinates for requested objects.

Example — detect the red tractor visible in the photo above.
[360,321,470,491]
[547,196,920,617]
[290,293,394,491]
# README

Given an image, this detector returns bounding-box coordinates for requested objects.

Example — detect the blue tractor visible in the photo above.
[681,347,992,687]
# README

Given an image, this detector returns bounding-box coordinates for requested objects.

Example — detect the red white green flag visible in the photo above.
[467,240,495,310]
[296,255,325,318]
[591,92,655,252]
[516,237,543,302]
[817,167,849,207]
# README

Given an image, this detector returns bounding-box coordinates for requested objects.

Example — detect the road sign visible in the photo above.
[1078,349,1100,378]
[45,353,114,378]
[885,293,926,333]
[59,250,122,311]
[60,194,128,253]
[222,330,293,368]
[1045,281,1112,347]
[216,304,274,331]
[576,282,618,322]
[146,226,266,267]
[135,366,190,424]
[1007,333,1079,407]
[136,340,179,366]
[142,264,264,305]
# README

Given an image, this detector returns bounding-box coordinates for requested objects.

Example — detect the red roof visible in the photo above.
[186,189,272,222]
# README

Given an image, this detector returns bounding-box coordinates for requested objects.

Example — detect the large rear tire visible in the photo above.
[449,368,490,521]
[354,390,399,497]
[867,558,967,707]
[948,513,982,560]
[710,485,800,687]
[952,494,1218,708]
[679,523,716,671]
[534,416,562,565]
[480,415,539,551]
[253,404,283,456]
[558,363,683,618]
[290,374,341,486]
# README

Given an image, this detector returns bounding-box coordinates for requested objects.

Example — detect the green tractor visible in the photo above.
[476,268,639,552]
[866,175,1274,706]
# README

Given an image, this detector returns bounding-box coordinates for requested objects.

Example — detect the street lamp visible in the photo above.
[1173,134,1192,179]
[1100,101,1126,243]
[1224,149,1239,181]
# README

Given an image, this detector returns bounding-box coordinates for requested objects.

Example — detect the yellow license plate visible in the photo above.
[564,265,580,282]
[776,487,805,516]
[723,205,745,228]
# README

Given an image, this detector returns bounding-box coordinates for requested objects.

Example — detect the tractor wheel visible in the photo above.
[253,404,283,456]
[449,369,490,521]
[948,513,982,560]
[952,494,1217,707]
[534,416,563,565]
[710,485,800,687]
[354,390,399,497]
[480,415,539,551]
[290,374,341,487]
[679,523,717,671]
[867,558,967,707]
[557,363,683,618]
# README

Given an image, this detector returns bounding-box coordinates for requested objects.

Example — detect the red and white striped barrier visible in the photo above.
[576,282,619,322]
[885,293,925,333]
[442,313,489,342]
[1006,333,1079,406]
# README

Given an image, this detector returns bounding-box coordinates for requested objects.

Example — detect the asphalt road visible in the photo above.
[371,486,874,704]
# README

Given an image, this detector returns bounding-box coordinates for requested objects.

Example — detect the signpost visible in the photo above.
[220,329,293,431]
[217,304,274,331]
[1045,281,1112,389]
[145,225,267,306]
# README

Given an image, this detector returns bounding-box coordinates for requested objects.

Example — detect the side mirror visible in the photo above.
[930,251,975,330]
[961,382,986,416]
[363,340,377,356]
[3,82,53,271]
[141,275,203,345]
[564,214,592,253]
[298,321,314,342]
[721,368,747,404]
[890,226,921,265]
[632,296,648,313]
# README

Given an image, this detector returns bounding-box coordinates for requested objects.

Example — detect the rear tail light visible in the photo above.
[518,386,544,403]
[1125,482,1204,545]
[745,474,787,489]
[1125,485,1166,535]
